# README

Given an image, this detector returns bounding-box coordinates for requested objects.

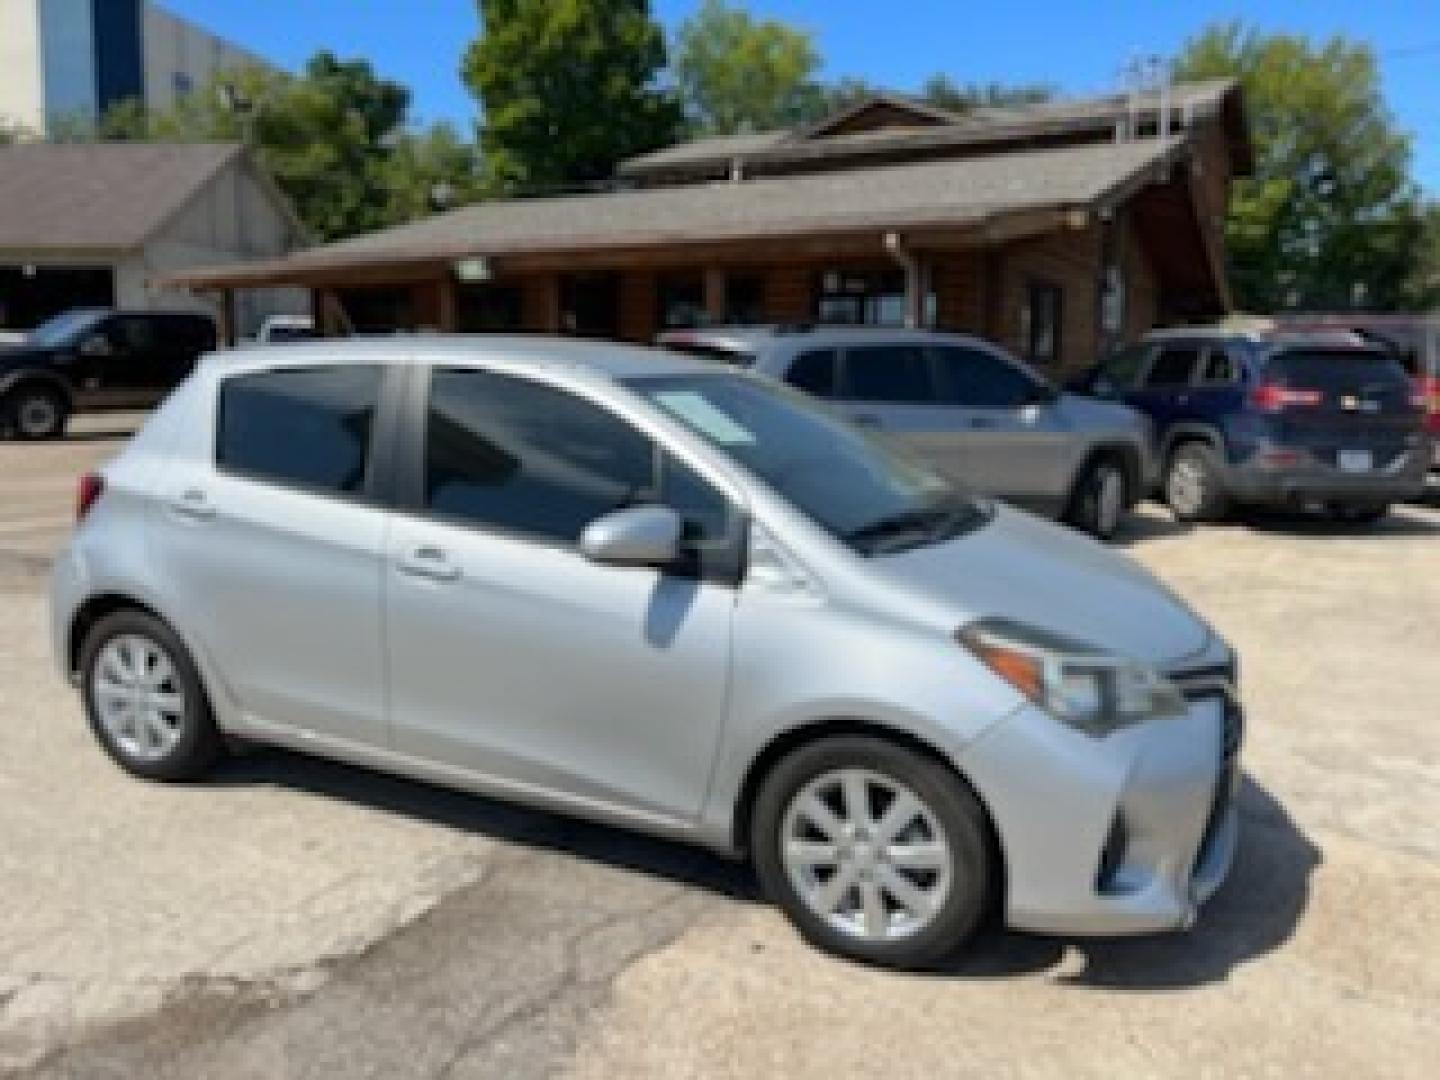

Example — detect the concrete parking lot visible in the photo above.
[2,422,1438,1078]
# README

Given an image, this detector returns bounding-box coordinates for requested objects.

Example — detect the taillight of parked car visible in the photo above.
[1250,383,1322,412]
[76,472,105,522]
[1417,376,1440,434]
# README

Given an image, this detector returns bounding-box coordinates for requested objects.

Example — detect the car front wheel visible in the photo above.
[80,610,223,781]
[751,736,994,969]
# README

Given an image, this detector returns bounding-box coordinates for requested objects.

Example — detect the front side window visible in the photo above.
[931,345,1039,410]
[841,345,932,403]
[217,366,382,495]
[785,349,837,397]
[1097,344,1150,394]
[632,372,989,556]
[425,370,737,562]
[1144,346,1201,388]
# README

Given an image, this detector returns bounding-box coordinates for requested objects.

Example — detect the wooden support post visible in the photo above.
[216,289,237,347]
[437,275,458,332]
[703,267,727,325]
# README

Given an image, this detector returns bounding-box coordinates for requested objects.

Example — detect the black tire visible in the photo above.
[1064,455,1129,541]
[1164,441,1231,522]
[3,383,69,440]
[750,735,995,969]
[1327,503,1390,526]
[79,609,223,782]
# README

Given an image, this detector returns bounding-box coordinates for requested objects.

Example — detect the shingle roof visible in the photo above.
[618,78,1242,179]
[171,136,1188,288]
[0,142,243,252]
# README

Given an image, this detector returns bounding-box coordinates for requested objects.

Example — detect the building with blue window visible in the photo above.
[0,0,273,137]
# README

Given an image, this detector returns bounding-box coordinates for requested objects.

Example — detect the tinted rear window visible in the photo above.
[1268,350,1410,394]
[843,345,932,403]
[217,366,382,495]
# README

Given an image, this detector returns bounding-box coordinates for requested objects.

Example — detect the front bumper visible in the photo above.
[958,672,1241,936]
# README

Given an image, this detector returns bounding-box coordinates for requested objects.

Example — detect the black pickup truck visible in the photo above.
[0,308,216,439]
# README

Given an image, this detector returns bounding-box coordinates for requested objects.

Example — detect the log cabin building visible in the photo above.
[174,78,1251,377]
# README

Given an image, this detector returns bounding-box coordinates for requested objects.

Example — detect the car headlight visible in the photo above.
[958,618,1185,736]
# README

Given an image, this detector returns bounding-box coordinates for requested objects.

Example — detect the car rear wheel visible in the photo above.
[80,610,223,782]
[1165,442,1230,522]
[1065,457,1128,541]
[4,385,68,440]
[751,736,993,969]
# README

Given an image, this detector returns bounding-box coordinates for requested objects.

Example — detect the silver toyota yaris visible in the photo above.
[52,337,1241,969]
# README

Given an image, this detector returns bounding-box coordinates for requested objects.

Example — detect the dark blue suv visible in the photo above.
[1080,328,1430,524]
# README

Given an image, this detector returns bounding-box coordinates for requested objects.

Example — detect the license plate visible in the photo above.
[1338,450,1372,473]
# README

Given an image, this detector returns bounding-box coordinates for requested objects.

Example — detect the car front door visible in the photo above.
[150,363,395,747]
[384,366,740,824]
[1125,342,1204,437]
[924,343,1079,511]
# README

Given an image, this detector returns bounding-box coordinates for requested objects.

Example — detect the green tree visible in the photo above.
[1175,23,1431,311]
[50,53,483,240]
[462,0,681,192]
[673,0,824,135]
[1408,202,1440,308]
[0,116,30,144]
[919,75,1054,114]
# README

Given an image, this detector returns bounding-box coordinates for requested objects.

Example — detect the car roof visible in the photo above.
[203,334,720,382]
[657,325,998,352]
[1140,326,1372,350]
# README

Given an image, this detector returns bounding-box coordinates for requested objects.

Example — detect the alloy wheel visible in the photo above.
[91,634,189,762]
[1167,458,1206,517]
[780,768,953,942]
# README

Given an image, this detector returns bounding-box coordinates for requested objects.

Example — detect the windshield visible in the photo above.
[28,309,107,348]
[629,372,989,555]
[1268,349,1412,401]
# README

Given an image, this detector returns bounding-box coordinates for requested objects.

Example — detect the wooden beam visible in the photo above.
[703,267,726,323]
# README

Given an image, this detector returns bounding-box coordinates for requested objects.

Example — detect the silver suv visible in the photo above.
[52,337,1240,969]
[659,327,1155,541]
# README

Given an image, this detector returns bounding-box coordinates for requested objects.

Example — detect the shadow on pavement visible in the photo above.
[944,776,1319,990]
[210,747,756,901]
[214,751,1315,992]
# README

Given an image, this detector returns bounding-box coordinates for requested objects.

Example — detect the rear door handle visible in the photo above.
[398,545,461,582]
[168,488,216,521]
[851,413,883,428]
[969,416,999,429]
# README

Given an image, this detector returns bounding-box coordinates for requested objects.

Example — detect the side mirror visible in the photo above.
[579,506,682,568]
[79,334,112,358]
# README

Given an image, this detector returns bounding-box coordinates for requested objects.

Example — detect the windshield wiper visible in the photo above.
[844,507,957,554]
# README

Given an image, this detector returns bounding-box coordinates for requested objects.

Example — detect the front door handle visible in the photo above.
[851,413,883,428]
[398,546,461,582]
[969,416,999,429]
[168,488,216,521]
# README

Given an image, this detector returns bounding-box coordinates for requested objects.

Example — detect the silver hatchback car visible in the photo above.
[658,327,1155,541]
[52,338,1241,968]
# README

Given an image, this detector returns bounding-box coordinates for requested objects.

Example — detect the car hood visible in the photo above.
[869,505,1211,668]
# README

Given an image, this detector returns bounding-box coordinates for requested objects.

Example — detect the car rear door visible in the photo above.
[150,363,397,748]
[383,365,740,823]
[925,343,1078,510]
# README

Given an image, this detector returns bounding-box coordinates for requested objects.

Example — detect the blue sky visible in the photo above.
[162,0,1440,191]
